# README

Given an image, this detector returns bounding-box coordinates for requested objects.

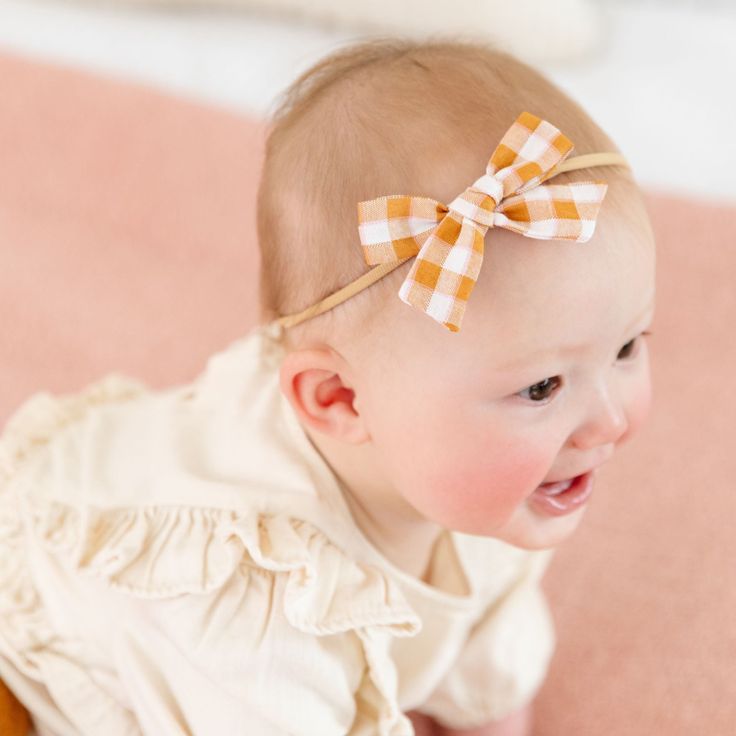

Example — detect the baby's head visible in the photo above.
[257,38,656,550]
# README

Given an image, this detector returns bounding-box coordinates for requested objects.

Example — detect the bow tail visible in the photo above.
[398,212,486,332]
[494,182,609,242]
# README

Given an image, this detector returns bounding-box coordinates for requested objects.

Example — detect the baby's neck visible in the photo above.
[338,479,442,583]
[303,425,444,582]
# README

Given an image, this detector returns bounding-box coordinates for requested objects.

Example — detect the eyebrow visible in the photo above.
[494,301,656,372]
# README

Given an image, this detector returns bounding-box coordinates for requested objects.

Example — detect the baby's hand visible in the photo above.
[406,704,532,736]
[405,709,437,735]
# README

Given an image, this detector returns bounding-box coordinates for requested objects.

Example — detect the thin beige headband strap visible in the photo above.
[547,151,629,177]
[275,259,414,329]
[275,151,630,330]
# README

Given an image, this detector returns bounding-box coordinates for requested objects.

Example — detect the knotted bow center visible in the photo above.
[446,173,505,229]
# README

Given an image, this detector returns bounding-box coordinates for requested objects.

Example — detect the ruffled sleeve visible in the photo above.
[415,548,556,730]
[0,374,423,736]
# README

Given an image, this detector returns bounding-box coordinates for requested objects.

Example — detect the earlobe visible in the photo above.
[279,348,371,445]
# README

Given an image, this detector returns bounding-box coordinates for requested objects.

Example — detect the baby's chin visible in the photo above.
[485,501,589,550]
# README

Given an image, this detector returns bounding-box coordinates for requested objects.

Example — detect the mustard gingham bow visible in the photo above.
[356,112,609,332]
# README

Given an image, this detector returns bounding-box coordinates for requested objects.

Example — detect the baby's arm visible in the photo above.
[407,703,532,736]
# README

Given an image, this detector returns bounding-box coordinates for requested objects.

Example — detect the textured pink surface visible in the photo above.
[0,50,267,404]
[1,50,735,735]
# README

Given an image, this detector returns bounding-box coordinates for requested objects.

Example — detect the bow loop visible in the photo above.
[358,195,447,265]
[356,112,610,332]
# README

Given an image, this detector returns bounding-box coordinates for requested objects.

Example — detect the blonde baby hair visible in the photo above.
[256,36,649,351]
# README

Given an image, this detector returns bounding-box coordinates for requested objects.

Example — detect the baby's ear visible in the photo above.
[279,347,370,445]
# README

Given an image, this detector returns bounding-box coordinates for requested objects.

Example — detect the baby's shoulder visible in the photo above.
[0,365,299,514]
[0,371,151,492]
[0,371,203,509]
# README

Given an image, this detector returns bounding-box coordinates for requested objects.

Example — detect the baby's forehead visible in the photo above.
[377,209,654,364]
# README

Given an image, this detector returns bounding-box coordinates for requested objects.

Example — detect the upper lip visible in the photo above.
[541,465,603,485]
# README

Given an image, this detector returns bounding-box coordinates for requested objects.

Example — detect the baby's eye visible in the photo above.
[617,331,652,361]
[517,331,652,404]
[517,376,562,403]
[617,338,636,360]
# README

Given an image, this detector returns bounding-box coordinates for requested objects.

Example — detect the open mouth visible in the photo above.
[529,471,595,516]
[536,477,575,495]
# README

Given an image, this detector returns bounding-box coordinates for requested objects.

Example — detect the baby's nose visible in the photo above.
[573,384,629,450]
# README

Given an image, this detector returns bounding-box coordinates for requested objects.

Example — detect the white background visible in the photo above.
[0,0,734,202]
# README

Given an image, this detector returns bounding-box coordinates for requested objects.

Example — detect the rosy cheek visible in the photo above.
[414,436,550,531]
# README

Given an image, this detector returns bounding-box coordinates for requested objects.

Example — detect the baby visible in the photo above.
[0,37,655,736]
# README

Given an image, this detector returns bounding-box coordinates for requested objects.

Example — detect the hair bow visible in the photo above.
[356,111,609,333]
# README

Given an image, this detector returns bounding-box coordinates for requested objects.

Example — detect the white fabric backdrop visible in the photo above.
[0,0,733,201]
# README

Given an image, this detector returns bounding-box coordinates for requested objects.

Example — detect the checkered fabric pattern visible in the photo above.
[357,111,609,332]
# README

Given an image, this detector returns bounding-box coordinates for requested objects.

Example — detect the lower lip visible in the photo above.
[528,471,595,517]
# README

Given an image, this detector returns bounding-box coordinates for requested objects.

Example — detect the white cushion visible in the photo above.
[82,0,603,63]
